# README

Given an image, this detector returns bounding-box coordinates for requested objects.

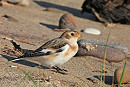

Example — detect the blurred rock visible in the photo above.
[3,15,18,23]
[81,0,130,25]
[114,67,130,84]
[6,0,30,6]
[59,13,76,30]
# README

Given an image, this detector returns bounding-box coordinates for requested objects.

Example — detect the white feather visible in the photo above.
[28,44,70,66]
[57,44,69,55]
[40,49,55,53]
[39,44,69,55]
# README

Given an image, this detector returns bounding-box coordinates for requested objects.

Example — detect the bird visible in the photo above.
[10,31,81,72]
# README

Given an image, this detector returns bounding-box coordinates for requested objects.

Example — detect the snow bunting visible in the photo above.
[10,31,81,72]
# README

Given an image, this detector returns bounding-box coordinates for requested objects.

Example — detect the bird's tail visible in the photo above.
[10,40,35,58]
[10,40,46,59]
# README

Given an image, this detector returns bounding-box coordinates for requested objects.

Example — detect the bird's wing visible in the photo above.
[35,38,67,53]
[26,39,69,58]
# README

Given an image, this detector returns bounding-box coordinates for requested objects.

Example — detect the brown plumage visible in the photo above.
[11,31,81,70]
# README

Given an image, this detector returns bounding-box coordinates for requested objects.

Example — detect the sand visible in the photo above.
[0,0,130,87]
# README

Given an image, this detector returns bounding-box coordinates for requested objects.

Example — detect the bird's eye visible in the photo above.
[71,33,74,36]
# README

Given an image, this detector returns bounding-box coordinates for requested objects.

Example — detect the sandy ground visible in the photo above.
[0,0,130,87]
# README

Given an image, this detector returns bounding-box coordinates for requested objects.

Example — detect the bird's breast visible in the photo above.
[63,44,78,58]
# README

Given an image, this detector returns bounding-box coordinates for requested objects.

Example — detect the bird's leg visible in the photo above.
[52,66,68,72]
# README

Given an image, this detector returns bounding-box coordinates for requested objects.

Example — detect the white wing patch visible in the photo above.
[39,44,69,55]
[40,49,55,53]
[57,44,69,55]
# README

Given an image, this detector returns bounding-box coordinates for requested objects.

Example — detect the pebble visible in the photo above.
[6,0,21,3]
[59,13,76,30]
[114,67,130,84]
[3,15,18,23]
[20,0,30,6]
[6,0,30,6]
[81,28,101,35]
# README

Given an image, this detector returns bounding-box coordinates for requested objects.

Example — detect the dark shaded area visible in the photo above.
[0,54,49,69]
[34,0,96,20]
[39,22,57,29]
[1,54,69,75]
[94,75,113,85]
[81,0,130,24]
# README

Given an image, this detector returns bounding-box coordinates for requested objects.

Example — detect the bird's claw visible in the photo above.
[52,66,68,75]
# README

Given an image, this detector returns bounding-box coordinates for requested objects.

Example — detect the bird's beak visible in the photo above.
[77,33,82,37]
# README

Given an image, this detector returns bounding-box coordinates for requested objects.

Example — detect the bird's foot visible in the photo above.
[52,66,68,75]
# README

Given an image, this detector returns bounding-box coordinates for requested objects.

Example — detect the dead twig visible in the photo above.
[92,8,107,23]
[0,1,14,6]
[0,44,13,49]
[2,15,18,23]
[0,44,18,57]
[92,8,116,27]
[54,28,71,32]
[105,22,116,27]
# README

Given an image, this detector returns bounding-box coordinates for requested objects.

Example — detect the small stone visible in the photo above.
[20,0,30,6]
[87,77,95,81]
[0,21,3,24]
[10,65,18,68]
[87,77,97,84]
[42,34,47,37]
[114,67,130,84]
[3,15,18,23]
[6,0,20,3]
[81,28,101,35]
[59,13,76,30]
[6,0,30,6]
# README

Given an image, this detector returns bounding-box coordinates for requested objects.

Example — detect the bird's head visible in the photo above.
[60,31,82,42]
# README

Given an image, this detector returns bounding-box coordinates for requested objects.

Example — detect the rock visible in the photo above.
[81,28,101,35]
[59,13,76,30]
[6,0,21,3]
[78,39,128,53]
[0,1,2,6]
[6,0,30,6]
[114,67,130,84]
[20,0,30,6]
[81,0,130,25]
[77,45,126,62]
[76,39,129,62]
[87,77,97,84]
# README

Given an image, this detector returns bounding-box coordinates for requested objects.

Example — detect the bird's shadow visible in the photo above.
[0,54,49,69]
[39,22,58,30]
[1,54,69,75]
[94,75,113,85]
[34,0,96,20]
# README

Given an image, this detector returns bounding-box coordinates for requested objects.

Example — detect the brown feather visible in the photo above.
[35,38,67,52]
